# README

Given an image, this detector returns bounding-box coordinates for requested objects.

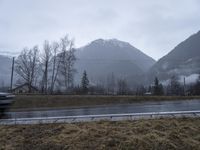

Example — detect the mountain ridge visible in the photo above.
[75,38,156,86]
[148,30,200,82]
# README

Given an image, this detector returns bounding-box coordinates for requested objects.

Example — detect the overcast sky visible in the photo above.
[0,0,200,60]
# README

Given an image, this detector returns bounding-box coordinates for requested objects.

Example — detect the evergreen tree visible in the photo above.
[153,77,164,95]
[81,70,89,94]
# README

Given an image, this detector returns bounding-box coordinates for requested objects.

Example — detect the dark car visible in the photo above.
[0,92,15,118]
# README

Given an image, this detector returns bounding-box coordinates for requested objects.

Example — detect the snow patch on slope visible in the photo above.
[180,74,199,84]
[161,74,199,86]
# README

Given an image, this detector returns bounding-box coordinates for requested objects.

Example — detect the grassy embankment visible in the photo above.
[11,95,200,110]
[0,118,199,149]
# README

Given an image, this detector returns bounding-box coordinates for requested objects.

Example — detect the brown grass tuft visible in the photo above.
[0,118,200,149]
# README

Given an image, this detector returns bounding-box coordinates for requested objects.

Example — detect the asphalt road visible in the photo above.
[6,99,200,119]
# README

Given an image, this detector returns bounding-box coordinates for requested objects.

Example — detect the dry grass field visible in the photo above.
[11,95,200,110]
[0,118,199,150]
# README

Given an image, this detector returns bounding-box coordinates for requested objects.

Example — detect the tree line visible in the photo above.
[11,35,200,95]
[137,75,200,96]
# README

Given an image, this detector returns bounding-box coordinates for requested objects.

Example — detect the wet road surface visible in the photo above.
[7,99,200,119]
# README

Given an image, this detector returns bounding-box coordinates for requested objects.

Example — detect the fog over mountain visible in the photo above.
[148,31,200,83]
[75,39,155,85]
[1,30,200,88]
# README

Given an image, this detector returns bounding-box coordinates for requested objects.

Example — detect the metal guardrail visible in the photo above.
[0,110,200,125]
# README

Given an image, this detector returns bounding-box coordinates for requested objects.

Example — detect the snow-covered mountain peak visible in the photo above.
[90,38,131,48]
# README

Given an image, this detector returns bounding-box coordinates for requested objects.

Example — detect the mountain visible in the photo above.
[0,39,155,88]
[75,39,155,86]
[148,31,200,82]
[0,55,12,86]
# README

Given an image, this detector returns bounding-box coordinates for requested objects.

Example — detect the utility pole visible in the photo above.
[10,57,15,92]
[183,77,186,96]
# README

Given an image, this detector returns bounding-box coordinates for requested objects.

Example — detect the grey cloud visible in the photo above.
[0,0,200,59]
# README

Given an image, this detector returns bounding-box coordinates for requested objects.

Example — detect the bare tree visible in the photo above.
[59,36,76,92]
[167,75,183,95]
[50,42,61,94]
[136,85,146,96]
[15,46,39,93]
[106,72,116,94]
[41,40,52,94]
[117,78,128,95]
